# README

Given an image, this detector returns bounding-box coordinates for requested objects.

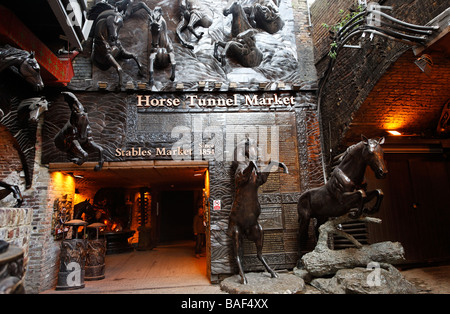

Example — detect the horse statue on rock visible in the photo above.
[54,92,104,172]
[89,2,144,89]
[228,137,288,284]
[297,135,387,261]
[0,45,44,92]
[148,6,176,86]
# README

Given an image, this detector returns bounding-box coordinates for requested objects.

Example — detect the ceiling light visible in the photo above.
[387,130,402,136]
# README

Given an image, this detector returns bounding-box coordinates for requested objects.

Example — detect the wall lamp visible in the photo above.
[414,54,433,74]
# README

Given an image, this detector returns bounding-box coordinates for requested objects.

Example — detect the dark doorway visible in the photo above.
[159,190,195,243]
[367,153,450,265]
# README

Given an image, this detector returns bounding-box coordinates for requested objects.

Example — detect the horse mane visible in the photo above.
[0,45,31,71]
[336,141,364,164]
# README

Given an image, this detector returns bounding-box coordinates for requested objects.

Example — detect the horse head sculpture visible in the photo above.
[17,96,49,123]
[0,45,44,91]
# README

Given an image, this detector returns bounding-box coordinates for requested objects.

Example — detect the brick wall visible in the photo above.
[309,0,450,165]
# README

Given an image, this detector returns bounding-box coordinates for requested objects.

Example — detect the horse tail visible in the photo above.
[297,191,312,260]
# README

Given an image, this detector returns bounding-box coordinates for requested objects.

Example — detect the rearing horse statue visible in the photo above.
[228,137,288,284]
[54,92,104,172]
[297,135,387,261]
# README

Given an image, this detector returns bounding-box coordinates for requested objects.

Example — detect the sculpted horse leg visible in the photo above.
[363,189,384,215]
[176,17,194,49]
[120,48,144,76]
[85,140,104,172]
[231,224,247,284]
[169,52,176,81]
[70,139,89,166]
[297,191,311,263]
[249,223,278,278]
[148,51,157,85]
[105,54,123,88]
[343,189,367,219]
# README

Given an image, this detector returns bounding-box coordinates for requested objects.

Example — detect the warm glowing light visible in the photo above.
[387,130,402,136]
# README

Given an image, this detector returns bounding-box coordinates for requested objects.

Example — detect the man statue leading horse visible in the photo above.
[228,137,288,284]
[297,135,387,262]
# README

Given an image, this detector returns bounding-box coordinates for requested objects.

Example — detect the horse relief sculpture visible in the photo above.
[245,0,284,34]
[0,45,44,92]
[0,181,23,208]
[176,0,214,49]
[148,6,176,86]
[54,92,104,171]
[89,2,144,89]
[296,135,387,261]
[228,138,289,284]
[214,1,263,68]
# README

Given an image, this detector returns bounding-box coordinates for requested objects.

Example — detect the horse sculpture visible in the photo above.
[0,45,44,92]
[244,0,284,34]
[176,0,214,49]
[17,96,49,124]
[89,2,144,89]
[54,92,104,172]
[0,181,23,208]
[114,0,152,20]
[228,137,288,284]
[214,1,263,68]
[297,135,387,260]
[148,7,176,86]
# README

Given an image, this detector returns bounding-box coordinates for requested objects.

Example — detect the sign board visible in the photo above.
[213,200,221,211]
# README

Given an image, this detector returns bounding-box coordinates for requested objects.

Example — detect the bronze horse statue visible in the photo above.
[0,45,44,92]
[148,7,176,86]
[214,1,263,68]
[89,2,144,88]
[297,135,387,260]
[228,138,288,284]
[176,0,214,49]
[54,92,104,172]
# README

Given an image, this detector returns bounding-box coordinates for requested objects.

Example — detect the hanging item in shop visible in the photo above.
[54,92,104,171]
[88,2,144,89]
[228,137,289,284]
[176,0,214,49]
[148,6,176,86]
[296,135,387,263]
[0,44,44,92]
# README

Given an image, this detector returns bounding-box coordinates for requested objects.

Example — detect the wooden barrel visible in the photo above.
[56,239,87,290]
[85,238,106,280]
